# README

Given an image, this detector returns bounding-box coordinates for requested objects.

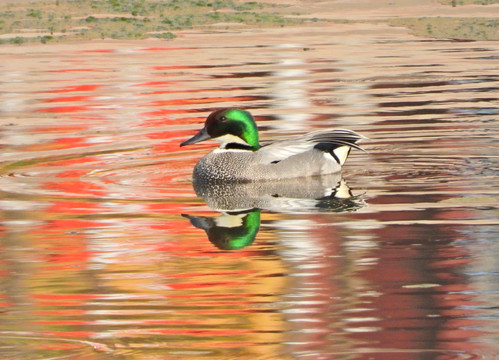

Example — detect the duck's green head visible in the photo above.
[180,108,260,150]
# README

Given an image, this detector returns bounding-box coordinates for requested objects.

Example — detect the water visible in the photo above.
[1,23,498,359]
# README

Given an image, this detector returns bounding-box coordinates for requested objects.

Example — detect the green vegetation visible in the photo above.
[0,0,303,44]
[389,17,499,40]
[1,0,497,44]
[440,0,499,5]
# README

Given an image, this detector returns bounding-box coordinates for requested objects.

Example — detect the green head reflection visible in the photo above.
[183,209,261,250]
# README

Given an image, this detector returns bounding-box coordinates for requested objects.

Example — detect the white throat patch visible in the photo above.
[215,213,246,228]
[215,134,250,148]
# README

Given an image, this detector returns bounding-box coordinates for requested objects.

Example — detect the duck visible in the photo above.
[180,108,365,182]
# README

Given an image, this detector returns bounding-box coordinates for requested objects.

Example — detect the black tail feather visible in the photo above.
[311,129,365,152]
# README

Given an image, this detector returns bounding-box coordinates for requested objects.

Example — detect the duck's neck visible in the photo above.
[239,128,260,151]
[223,109,260,150]
[223,142,255,151]
[216,133,259,151]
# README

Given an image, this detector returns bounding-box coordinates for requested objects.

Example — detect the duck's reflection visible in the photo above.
[183,174,365,250]
[183,210,261,250]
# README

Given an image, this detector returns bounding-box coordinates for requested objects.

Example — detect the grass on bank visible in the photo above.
[439,0,499,5]
[389,17,499,41]
[1,0,498,44]
[0,0,304,44]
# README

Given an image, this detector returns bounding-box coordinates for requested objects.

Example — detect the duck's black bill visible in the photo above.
[180,128,210,146]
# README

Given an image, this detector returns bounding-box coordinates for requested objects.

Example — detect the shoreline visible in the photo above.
[0,0,498,46]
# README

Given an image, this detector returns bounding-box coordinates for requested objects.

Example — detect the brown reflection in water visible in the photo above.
[0,18,498,360]
[352,224,478,359]
[268,207,490,359]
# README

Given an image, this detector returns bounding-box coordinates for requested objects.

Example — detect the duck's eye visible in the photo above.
[220,116,227,122]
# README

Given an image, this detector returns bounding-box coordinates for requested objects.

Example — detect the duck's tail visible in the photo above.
[312,129,366,166]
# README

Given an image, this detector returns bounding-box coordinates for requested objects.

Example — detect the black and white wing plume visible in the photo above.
[257,129,365,165]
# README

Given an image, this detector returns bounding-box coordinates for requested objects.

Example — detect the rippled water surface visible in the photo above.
[1,24,498,359]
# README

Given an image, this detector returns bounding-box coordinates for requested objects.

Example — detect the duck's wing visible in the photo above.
[257,129,365,165]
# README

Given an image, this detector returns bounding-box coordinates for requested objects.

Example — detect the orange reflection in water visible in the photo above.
[0,30,497,360]
[1,125,492,359]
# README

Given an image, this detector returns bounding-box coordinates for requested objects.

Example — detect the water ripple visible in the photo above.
[0,23,498,360]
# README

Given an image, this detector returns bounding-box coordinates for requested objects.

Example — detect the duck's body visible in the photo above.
[181,109,364,183]
[192,130,358,182]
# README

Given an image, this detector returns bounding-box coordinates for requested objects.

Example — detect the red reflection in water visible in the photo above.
[43,95,95,103]
[1,42,494,360]
[141,107,192,118]
[44,180,106,196]
[133,80,177,87]
[146,202,193,215]
[147,130,192,141]
[37,343,81,350]
[56,169,93,178]
[45,84,104,93]
[47,201,106,214]
[36,105,94,113]
[54,137,100,149]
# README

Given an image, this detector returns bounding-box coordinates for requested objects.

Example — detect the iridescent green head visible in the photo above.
[180,108,260,151]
